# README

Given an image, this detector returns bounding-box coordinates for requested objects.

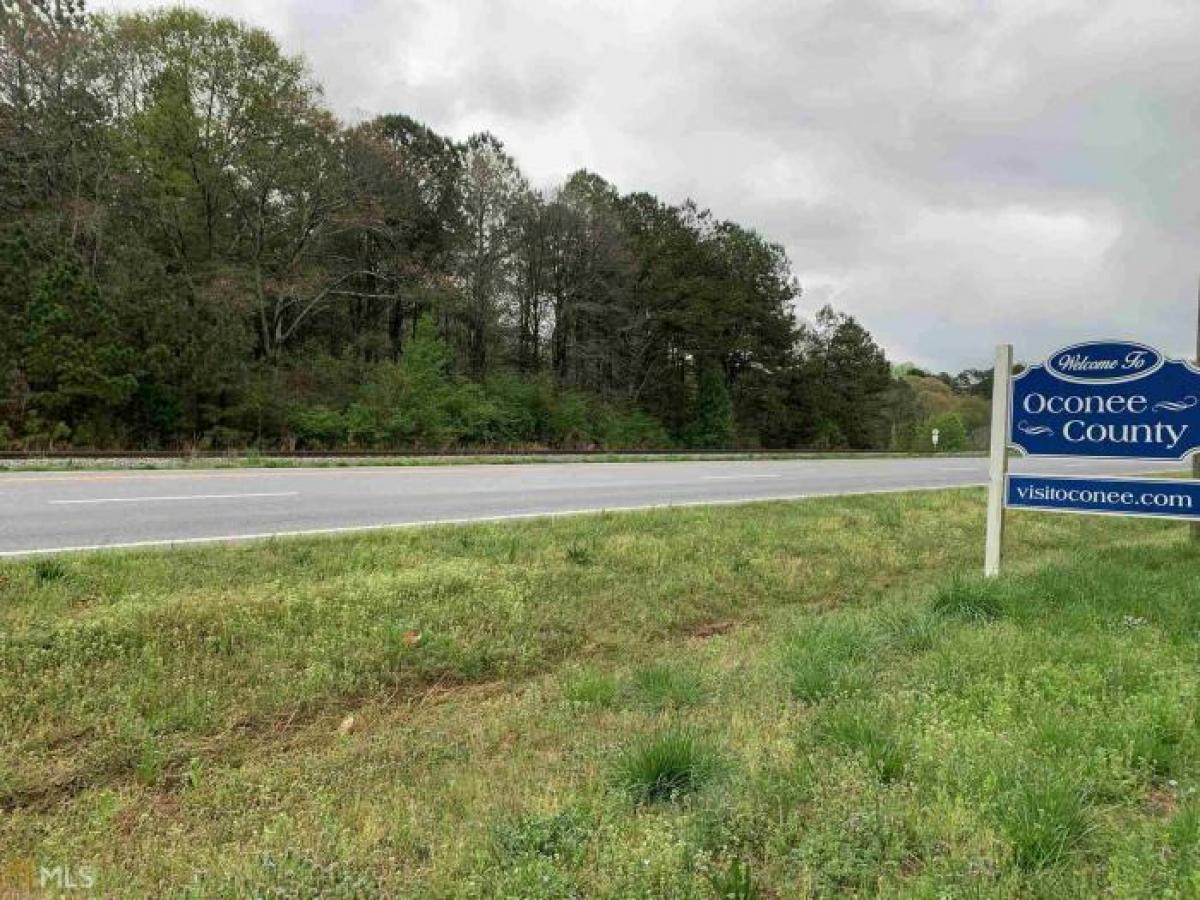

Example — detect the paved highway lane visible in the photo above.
[0,456,1186,556]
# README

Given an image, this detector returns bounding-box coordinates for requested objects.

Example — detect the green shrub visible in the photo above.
[928,411,968,451]
[810,418,846,450]
[290,406,347,449]
[343,402,383,447]
[597,407,671,449]
[548,389,591,447]
[256,325,676,452]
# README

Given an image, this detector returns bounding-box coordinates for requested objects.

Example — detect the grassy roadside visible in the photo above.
[0,450,983,473]
[2,490,1198,896]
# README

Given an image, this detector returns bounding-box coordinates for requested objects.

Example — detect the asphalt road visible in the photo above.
[0,456,1184,556]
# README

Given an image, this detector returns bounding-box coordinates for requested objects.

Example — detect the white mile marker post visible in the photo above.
[984,343,1014,577]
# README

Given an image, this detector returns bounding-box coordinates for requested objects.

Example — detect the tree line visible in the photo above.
[0,1,985,451]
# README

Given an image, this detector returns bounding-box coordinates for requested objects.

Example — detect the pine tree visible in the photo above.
[23,258,137,444]
[688,366,735,448]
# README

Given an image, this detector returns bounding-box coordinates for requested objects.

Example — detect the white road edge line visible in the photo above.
[701,474,782,480]
[2,482,987,558]
[48,492,299,505]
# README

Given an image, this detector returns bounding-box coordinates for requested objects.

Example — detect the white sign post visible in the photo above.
[931,428,940,450]
[984,344,1014,577]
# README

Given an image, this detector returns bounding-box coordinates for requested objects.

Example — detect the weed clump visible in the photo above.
[491,807,590,863]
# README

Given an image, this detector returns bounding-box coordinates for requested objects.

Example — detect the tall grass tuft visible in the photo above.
[819,703,911,783]
[563,668,618,707]
[565,542,594,565]
[708,858,760,900]
[33,558,68,583]
[1169,802,1200,873]
[1127,696,1187,780]
[782,618,874,703]
[632,664,705,708]
[878,607,940,654]
[998,774,1092,871]
[931,576,1005,622]
[616,729,718,803]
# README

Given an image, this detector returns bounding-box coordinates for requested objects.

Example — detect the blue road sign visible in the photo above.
[1007,474,1200,521]
[1010,340,1200,460]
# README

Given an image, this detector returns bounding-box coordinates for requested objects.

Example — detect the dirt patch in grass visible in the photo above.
[689,620,739,639]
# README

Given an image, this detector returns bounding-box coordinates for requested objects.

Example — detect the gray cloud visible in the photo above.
[101,0,1200,370]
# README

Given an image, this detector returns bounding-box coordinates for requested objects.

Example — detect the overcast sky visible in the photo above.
[102,0,1200,371]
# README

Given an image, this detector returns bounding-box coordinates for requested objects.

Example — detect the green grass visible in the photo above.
[3,488,1200,895]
